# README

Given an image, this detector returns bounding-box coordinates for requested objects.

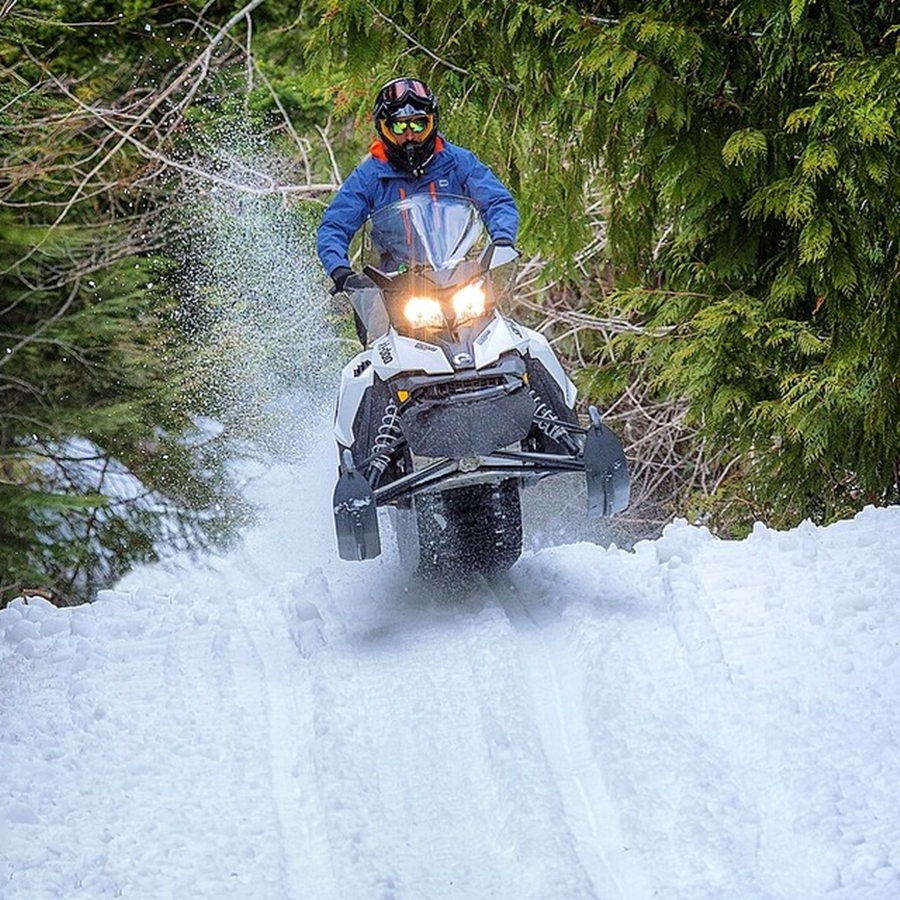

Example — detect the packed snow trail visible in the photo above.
[3,439,900,899]
[498,580,650,899]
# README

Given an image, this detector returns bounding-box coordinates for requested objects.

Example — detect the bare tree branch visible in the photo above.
[2,0,269,273]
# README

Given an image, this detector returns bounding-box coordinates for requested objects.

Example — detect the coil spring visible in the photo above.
[530,390,569,442]
[368,400,402,477]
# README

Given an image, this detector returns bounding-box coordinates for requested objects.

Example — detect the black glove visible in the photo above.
[330,266,354,294]
[492,237,515,248]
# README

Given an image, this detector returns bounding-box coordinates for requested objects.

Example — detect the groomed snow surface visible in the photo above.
[3,440,900,900]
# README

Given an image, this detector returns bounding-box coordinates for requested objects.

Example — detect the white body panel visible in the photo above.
[333,316,577,450]
[333,356,375,448]
[370,332,454,379]
[475,314,578,409]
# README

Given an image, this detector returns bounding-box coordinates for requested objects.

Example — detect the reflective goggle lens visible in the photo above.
[383,78,430,103]
[389,117,429,135]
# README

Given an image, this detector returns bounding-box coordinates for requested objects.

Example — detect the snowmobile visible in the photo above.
[332,194,629,578]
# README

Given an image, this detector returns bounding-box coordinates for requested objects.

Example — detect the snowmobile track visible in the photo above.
[488,574,652,900]
[234,587,336,899]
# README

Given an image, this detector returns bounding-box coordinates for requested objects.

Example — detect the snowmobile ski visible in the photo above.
[583,405,631,517]
[333,449,381,561]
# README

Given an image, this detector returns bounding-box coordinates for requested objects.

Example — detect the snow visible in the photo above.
[3,433,900,900]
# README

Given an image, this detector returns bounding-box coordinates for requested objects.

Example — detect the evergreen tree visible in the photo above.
[0,2,266,605]
[0,206,243,605]
[308,0,900,530]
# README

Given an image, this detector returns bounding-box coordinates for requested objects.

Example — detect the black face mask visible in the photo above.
[404,143,430,177]
[382,133,436,178]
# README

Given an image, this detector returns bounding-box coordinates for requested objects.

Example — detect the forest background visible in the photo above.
[2,0,898,606]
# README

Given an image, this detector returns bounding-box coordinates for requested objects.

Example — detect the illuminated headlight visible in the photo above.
[452,280,487,321]
[404,296,444,328]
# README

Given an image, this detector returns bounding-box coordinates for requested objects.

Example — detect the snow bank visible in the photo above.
[3,484,900,898]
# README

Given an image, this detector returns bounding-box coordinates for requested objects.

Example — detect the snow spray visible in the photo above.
[168,121,342,462]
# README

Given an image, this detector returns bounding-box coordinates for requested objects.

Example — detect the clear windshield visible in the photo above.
[366,194,484,272]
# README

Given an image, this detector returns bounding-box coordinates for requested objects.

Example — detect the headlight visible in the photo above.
[403,296,444,328]
[452,280,487,321]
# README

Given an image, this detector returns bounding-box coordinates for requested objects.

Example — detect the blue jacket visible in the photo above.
[317,136,519,278]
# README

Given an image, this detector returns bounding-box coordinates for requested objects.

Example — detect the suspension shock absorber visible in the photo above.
[367,400,402,485]
[530,389,580,454]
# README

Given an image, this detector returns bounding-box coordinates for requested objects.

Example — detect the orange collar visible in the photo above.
[370,139,388,162]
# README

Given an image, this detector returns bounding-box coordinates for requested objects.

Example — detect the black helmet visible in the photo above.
[373,77,439,176]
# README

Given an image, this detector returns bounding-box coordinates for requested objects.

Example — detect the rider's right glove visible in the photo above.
[330,266,354,294]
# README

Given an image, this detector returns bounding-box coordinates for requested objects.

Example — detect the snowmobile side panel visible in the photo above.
[371,333,454,379]
[334,355,376,448]
[472,313,525,370]
[518,325,578,408]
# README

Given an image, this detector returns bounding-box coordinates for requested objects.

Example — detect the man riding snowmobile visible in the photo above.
[316,76,518,344]
[318,79,630,575]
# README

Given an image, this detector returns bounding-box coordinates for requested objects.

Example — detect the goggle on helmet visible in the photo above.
[373,77,438,148]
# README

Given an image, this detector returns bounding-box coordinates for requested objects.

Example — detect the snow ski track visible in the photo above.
[233,585,335,899]
[303,590,552,900]
[495,576,651,900]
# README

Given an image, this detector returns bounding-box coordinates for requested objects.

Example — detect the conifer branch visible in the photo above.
[0,280,80,369]
[365,1,471,76]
